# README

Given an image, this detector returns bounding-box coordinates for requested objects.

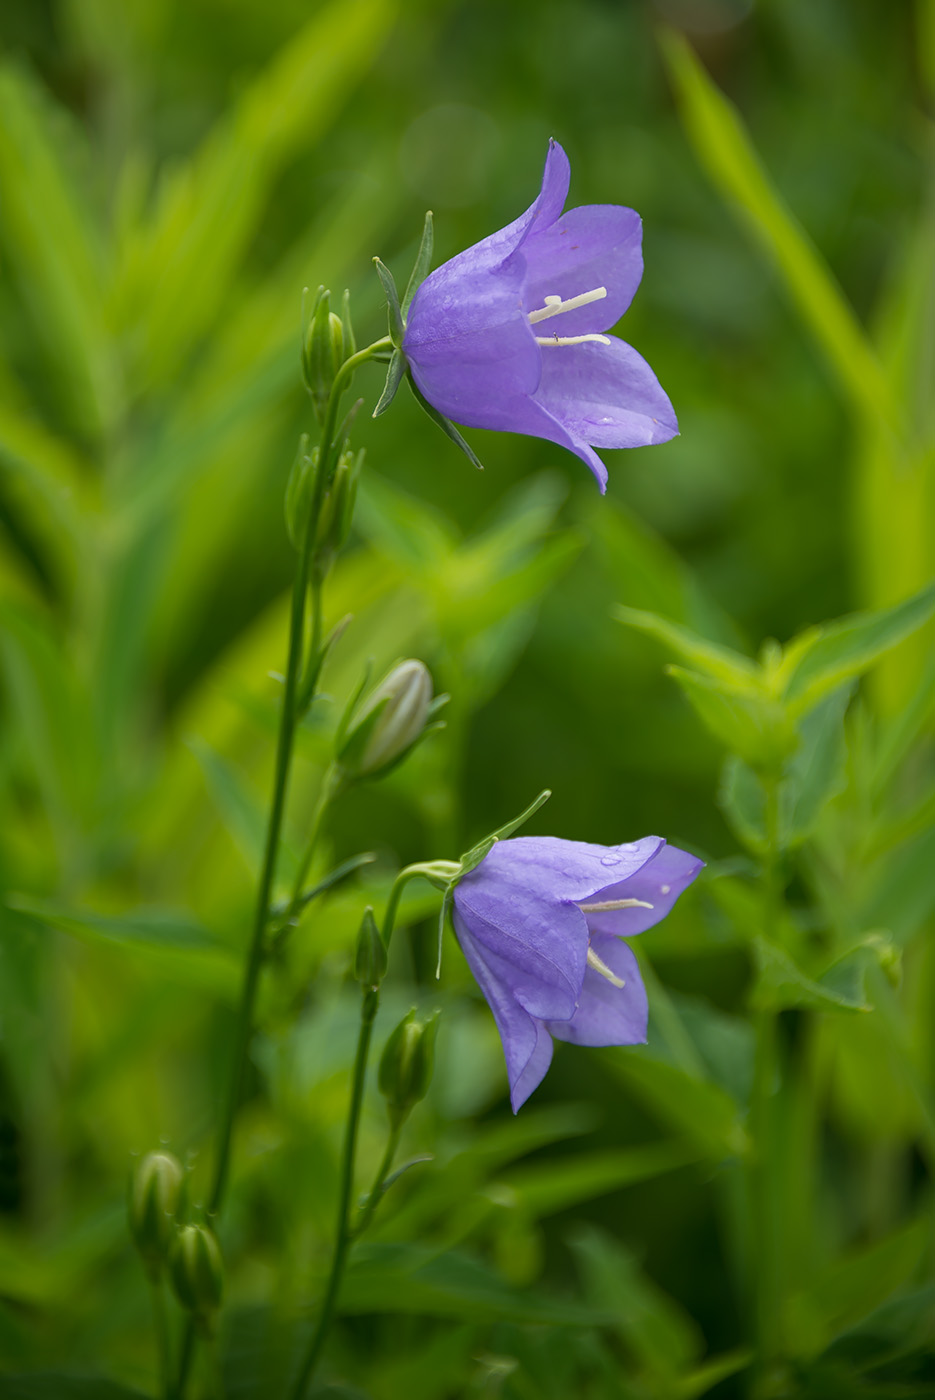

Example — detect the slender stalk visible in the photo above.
[175,337,395,1400]
[208,518,315,1220]
[288,987,379,1400]
[205,335,390,1225]
[172,1323,196,1400]
[148,1275,172,1399]
[750,773,783,1396]
[353,1122,402,1240]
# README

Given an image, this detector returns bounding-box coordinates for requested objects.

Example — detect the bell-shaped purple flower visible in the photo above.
[452,834,702,1110]
[402,140,677,492]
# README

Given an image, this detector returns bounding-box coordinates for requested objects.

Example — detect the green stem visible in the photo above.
[353,1122,402,1240]
[317,337,392,481]
[176,346,389,1400]
[208,512,315,1221]
[288,986,379,1400]
[172,1323,196,1400]
[149,1275,172,1399]
[750,772,783,1395]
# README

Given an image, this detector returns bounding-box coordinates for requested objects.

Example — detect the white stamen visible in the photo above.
[578,898,654,913]
[661,885,671,895]
[535,332,611,347]
[527,286,608,324]
[587,946,626,988]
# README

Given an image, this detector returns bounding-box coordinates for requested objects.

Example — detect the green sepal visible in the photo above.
[334,660,374,753]
[402,210,434,312]
[406,372,485,470]
[373,347,406,418]
[373,257,405,347]
[341,287,356,358]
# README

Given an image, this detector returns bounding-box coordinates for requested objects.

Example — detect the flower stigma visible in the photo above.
[586,945,626,988]
[528,287,611,348]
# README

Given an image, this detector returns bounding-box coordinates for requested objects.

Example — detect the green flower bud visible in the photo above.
[128,1151,184,1276]
[354,906,388,987]
[378,1009,439,1129]
[313,447,362,574]
[302,287,347,424]
[169,1223,224,1326]
[339,660,434,780]
[284,435,315,550]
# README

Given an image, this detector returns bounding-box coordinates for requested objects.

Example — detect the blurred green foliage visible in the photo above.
[0,0,933,1396]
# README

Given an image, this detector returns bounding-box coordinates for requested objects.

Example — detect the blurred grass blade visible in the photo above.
[780,581,935,715]
[0,67,116,436]
[659,28,901,439]
[115,0,397,391]
[615,604,759,689]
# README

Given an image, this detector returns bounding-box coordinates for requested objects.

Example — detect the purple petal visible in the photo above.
[582,842,704,939]
[404,253,541,416]
[453,884,586,1021]
[547,937,647,1047]
[522,204,643,334]
[534,335,679,450]
[454,912,553,1111]
[462,835,665,909]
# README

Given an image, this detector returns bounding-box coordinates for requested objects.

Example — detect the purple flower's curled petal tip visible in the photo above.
[581,841,704,939]
[401,142,674,485]
[452,834,699,1109]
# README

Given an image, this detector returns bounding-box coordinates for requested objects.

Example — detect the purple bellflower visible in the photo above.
[452,834,702,1110]
[403,139,677,492]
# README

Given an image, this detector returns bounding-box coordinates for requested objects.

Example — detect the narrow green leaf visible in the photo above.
[116,0,396,390]
[339,1243,610,1325]
[608,1052,750,1159]
[781,683,852,844]
[503,1142,700,1219]
[0,66,115,435]
[189,737,299,886]
[0,1377,148,1400]
[781,582,935,716]
[406,372,486,470]
[372,347,406,417]
[718,755,768,854]
[659,28,901,438]
[667,665,794,768]
[750,936,871,1014]
[677,1351,753,1400]
[402,210,435,312]
[373,256,405,346]
[614,604,759,689]
[6,894,225,954]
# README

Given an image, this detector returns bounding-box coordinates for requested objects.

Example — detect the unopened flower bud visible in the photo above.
[284,435,316,550]
[128,1151,184,1276]
[314,448,362,573]
[169,1223,224,1326]
[339,660,434,780]
[378,1009,439,1129]
[302,288,347,424]
[354,906,388,987]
